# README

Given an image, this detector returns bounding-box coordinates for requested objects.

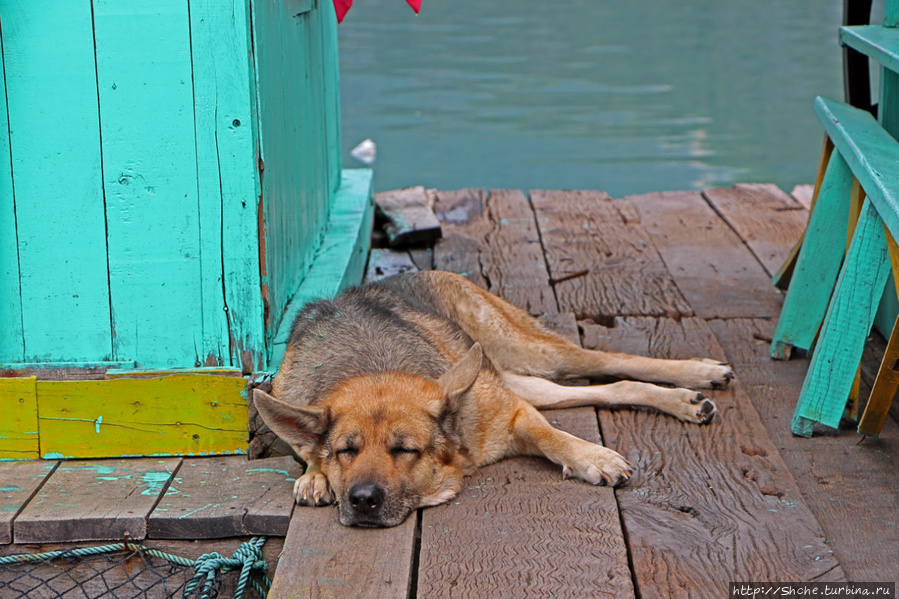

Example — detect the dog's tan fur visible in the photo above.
[254,271,732,527]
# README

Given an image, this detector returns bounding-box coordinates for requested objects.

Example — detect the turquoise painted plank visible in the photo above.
[0,31,23,362]
[770,152,852,359]
[188,0,266,371]
[270,169,374,368]
[94,0,203,368]
[2,0,112,363]
[792,198,891,434]
[840,26,899,75]
[321,0,343,194]
[815,97,899,241]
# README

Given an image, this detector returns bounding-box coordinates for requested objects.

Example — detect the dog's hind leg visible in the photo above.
[503,373,717,424]
[426,271,733,389]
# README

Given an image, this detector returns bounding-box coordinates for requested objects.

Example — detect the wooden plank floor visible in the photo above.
[3,184,898,597]
[273,184,899,598]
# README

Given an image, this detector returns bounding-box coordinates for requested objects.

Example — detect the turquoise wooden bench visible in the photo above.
[771,7,899,437]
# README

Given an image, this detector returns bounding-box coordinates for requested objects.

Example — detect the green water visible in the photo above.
[338,0,846,197]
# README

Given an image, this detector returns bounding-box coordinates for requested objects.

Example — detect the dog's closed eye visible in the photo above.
[390,447,420,457]
[336,447,359,458]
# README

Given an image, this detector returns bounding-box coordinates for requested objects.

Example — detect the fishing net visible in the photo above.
[0,536,271,599]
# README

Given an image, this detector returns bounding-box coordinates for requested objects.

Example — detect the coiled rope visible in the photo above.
[0,536,271,599]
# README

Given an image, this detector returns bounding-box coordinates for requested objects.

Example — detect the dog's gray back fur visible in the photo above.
[277,273,473,406]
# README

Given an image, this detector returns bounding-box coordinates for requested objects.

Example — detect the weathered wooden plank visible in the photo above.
[532,189,693,321]
[702,184,808,277]
[709,318,899,583]
[3,0,112,363]
[417,410,633,599]
[791,184,815,210]
[0,377,39,459]
[268,508,417,599]
[0,536,284,598]
[433,188,492,289]
[149,456,300,539]
[417,313,633,598]
[37,374,248,459]
[481,189,558,316]
[582,317,845,597]
[793,198,891,434]
[627,190,783,319]
[14,458,181,543]
[840,25,899,76]
[770,153,854,359]
[0,460,57,544]
[364,248,419,284]
[189,0,265,372]
[94,0,203,368]
[0,31,23,364]
[374,186,442,246]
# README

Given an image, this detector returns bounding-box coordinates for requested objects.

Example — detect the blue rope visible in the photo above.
[0,537,270,599]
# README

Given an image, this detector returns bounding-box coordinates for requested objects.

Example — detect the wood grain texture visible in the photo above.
[0,536,284,598]
[3,0,112,363]
[531,189,692,321]
[417,410,634,599]
[94,0,203,368]
[771,153,853,359]
[703,184,809,277]
[417,313,633,599]
[793,198,891,432]
[582,317,845,597]
[627,190,783,319]
[14,458,181,543]
[0,29,23,363]
[36,374,248,459]
[268,508,417,599]
[0,460,57,544]
[709,318,899,583]
[433,188,492,289]
[0,376,38,459]
[189,0,266,371]
[791,184,815,210]
[148,456,300,539]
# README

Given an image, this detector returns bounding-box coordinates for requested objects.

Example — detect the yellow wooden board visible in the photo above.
[0,376,39,459]
[37,374,248,459]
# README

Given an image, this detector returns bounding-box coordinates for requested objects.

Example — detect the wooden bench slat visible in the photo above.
[840,26,899,75]
[815,96,899,241]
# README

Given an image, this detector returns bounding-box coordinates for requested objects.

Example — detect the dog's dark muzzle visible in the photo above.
[339,483,410,528]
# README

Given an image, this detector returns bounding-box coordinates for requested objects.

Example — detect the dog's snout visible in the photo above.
[348,483,385,515]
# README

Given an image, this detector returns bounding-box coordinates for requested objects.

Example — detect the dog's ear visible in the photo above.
[253,388,328,447]
[437,342,483,405]
[436,343,482,442]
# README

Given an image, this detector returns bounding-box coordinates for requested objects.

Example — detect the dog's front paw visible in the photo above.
[668,389,717,424]
[563,444,633,487]
[293,471,335,506]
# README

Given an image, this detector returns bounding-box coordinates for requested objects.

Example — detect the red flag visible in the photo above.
[335,0,420,23]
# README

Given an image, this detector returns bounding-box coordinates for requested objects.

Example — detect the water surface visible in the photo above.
[338,0,844,197]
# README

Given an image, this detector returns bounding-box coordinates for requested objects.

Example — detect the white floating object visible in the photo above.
[351,138,377,165]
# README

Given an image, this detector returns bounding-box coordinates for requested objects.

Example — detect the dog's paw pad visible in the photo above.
[293,472,335,507]
[696,398,717,424]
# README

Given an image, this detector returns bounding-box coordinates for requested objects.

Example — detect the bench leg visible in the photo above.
[771,152,853,360]
[791,197,891,436]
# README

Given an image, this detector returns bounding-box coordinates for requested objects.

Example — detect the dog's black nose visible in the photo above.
[348,483,385,515]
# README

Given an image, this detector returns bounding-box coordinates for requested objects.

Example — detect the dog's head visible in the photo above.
[254,343,483,527]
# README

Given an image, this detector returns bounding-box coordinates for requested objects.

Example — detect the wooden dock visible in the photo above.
[2,184,898,597]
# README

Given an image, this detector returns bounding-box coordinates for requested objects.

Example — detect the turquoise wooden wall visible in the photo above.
[0,0,346,373]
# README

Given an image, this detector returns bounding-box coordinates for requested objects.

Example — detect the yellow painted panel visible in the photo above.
[38,374,248,459]
[0,376,39,459]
